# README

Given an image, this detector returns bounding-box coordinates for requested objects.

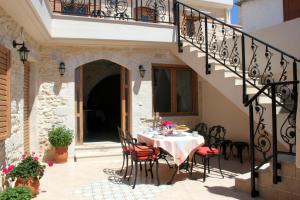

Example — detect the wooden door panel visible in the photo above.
[75,66,83,144]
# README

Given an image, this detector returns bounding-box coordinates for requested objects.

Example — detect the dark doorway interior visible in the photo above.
[83,62,120,142]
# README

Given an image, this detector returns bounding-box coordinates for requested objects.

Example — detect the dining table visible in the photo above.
[137,130,205,184]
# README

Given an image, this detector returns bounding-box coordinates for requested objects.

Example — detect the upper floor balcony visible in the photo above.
[0,0,232,46]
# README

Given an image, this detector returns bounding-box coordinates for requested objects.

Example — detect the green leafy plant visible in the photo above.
[0,186,32,200]
[6,155,45,181]
[48,126,73,147]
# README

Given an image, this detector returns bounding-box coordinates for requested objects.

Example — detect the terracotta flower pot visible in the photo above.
[54,146,68,163]
[15,177,40,196]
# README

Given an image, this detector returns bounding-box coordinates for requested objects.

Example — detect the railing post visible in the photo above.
[135,0,138,21]
[205,16,210,74]
[175,2,182,53]
[271,84,281,184]
[242,34,247,104]
[249,103,259,197]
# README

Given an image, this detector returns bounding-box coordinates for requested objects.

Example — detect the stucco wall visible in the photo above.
[0,6,40,166]
[201,79,249,142]
[239,0,283,33]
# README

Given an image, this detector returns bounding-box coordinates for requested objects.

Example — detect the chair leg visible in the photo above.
[190,155,194,176]
[155,160,160,186]
[132,161,138,189]
[123,154,129,179]
[218,155,224,178]
[140,162,142,171]
[203,157,207,182]
[207,158,210,174]
[144,161,148,177]
[120,152,125,173]
[127,158,133,181]
[149,160,154,179]
[193,154,196,166]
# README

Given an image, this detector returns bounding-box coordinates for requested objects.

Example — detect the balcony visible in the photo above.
[49,0,175,24]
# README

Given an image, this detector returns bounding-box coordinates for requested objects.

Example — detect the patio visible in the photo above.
[35,155,258,200]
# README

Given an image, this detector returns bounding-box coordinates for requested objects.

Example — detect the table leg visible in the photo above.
[167,164,178,185]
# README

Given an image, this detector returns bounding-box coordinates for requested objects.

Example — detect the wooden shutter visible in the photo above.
[24,63,30,152]
[283,0,300,21]
[0,45,11,140]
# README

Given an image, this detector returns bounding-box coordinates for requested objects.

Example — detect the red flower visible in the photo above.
[47,161,54,167]
[2,168,8,174]
[7,165,14,172]
[33,156,39,161]
[161,120,173,127]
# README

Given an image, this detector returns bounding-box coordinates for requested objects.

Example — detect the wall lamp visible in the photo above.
[12,40,30,63]
[59,62,66,76]
[139,65,146,78]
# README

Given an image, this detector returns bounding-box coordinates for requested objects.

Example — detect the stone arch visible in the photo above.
[63,50,137,72]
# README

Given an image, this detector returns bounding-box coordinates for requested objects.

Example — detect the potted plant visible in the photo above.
[4,154,53,196]
[48,126,73,163]
[0,186,32,200]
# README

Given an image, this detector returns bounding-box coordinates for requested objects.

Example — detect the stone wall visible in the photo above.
[0,6,40,166]
[32,46,203,156]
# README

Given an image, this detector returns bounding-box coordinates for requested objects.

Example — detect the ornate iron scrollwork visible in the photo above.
[229,32,240,72]
[261,47,274,85]
[254,102,271,160]
[102,0,129,19]
[209,21,218,57]
[195,16,204,50]
[248,40,261,83]
[219,25,229,63]
[145,0,167,22]
[61,0,88,15]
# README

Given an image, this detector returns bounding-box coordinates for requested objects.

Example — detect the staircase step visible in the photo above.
[75,151,123,159]
[75,142,123,160]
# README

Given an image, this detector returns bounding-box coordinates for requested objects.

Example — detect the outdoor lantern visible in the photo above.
[12,40,30,63]
[59,62,66,76]
[139,65,146,78]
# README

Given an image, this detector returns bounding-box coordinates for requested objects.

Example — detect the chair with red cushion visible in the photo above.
[118,127,147,180]
[191,125,225,181]
[125,132,160,189]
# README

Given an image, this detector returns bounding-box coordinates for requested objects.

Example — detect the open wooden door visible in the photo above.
[24,62,30,153]
[75,66,83,144]
[120,67,131,133]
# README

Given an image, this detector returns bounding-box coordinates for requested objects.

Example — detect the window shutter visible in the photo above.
[0,45,11,140]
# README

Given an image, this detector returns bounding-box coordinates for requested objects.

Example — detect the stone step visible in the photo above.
[74,142,123,160]
[75,149,123,160]
[75,142,121,151]
[235,155,300,199]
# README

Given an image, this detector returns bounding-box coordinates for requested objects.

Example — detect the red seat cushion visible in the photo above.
[131,147,160,161]
[195,146,219,156]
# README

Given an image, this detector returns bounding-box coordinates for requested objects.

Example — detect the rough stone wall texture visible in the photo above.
[32,46,203,156]
[0,6,40,167]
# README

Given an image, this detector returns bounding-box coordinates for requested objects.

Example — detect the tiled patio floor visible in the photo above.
[35,156,259,200]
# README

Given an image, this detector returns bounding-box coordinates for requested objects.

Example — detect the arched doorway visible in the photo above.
[75,60,130,143]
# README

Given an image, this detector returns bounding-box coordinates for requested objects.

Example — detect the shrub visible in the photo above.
[48,126,73,147]
[0,186,32,200]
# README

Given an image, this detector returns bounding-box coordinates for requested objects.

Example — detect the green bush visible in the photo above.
[0,186,32,200]
[48,126,73,147]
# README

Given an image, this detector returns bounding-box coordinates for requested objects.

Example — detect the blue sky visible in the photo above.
[231,0,239,24]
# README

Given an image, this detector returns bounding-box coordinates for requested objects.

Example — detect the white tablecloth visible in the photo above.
[137,132,204,166]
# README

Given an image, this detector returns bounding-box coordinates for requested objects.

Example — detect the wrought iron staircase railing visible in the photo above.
[174,1,300,198]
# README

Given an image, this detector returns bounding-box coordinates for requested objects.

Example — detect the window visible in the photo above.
[0,45,11,140]
[153,64,198,116]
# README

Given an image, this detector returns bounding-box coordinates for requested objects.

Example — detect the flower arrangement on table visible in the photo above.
[161,120,176,136]
[1,152,54,197]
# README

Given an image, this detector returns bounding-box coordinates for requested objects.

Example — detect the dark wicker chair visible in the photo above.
[191,125,226,181]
